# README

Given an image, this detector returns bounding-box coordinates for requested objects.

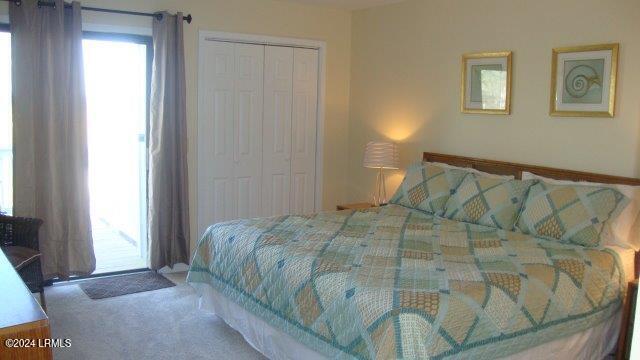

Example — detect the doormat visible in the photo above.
[79,272,175,299]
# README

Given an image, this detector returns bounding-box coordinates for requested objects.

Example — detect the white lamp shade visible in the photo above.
[363,141,399,169]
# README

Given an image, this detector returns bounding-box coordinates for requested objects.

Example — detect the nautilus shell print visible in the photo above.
[553,46,616,113]
[564,64,602,98]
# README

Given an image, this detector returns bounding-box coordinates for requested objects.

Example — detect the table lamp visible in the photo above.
[363,141,399,206]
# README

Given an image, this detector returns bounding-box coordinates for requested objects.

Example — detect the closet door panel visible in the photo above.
[262,46,294,217]
[290,48,318,214]
[198,41,263,235]
[233,43,264,220]
[198,41,236,235]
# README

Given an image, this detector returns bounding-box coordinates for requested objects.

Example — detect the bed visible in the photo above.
[187,152,640,359]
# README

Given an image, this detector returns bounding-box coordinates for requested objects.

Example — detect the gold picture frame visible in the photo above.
[550,43,618,117]
[460,51,512,115]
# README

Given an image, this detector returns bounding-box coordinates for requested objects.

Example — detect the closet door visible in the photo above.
[290,48,318,214]
[262,46,293,217]
[198,41,263,235]
[234,44,264,220]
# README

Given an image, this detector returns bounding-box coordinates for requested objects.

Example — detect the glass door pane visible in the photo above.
[83,37,148,273]
[0,31,12,215]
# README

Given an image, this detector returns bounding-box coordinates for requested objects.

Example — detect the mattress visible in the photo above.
[187,205,627,359]
[191,283,622,360]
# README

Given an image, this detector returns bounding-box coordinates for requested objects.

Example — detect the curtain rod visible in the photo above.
[1,0,193,23]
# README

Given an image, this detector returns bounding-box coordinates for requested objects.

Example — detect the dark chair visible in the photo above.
[0,215,46,311]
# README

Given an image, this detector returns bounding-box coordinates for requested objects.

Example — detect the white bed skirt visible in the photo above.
[191,283,620,360]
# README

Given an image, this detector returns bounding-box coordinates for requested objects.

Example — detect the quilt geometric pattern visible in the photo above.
[444,174,536,230]
[187,204,623,359]
[517,181,629,247]
[389,162,468,215]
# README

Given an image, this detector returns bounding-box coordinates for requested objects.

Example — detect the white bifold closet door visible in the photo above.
[198,40,318,235]
[262,46,318,216]
[262,46,293,217]
[290,48,318,215]
[198,41,264,233]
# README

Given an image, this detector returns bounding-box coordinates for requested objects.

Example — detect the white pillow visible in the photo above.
[428,162,515,180]
[522,171,640,250]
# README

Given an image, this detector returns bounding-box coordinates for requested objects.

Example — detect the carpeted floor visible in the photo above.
[46,272,266,360]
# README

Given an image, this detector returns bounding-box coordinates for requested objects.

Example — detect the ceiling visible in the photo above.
[280,0,406,10]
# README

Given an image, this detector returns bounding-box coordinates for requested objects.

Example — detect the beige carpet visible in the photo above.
[46,272,266,360]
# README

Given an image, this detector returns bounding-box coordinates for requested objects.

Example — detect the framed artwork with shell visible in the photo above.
[550,43,618,117]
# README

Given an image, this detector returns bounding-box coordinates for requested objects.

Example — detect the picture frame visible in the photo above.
[460,51,512,115]
[550,43,618,117]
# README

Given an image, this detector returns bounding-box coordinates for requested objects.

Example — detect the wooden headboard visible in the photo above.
[423,152,640,186]
[423,151,640,279]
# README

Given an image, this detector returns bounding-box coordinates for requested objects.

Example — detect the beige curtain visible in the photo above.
[10,0,95,279]
[148,12,190,270]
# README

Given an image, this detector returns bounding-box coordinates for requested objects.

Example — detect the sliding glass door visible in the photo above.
[83,33,151,274]
[0,28,150,274]
[0,28,11,215]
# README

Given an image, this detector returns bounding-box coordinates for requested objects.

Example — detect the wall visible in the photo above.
[5,0,640,255]
[348,0,640,203]
[0,0,352,253]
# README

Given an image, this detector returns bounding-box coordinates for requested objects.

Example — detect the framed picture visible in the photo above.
[550,43,618,117]
[461,51,512,114]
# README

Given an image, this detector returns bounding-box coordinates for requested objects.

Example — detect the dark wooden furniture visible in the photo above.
[423,151,640,358]
[337,203,376,211]
[617,279,638,360]
[0,250,52,360]
[0,216,46,311]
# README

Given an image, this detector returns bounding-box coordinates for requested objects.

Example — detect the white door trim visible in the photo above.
[198,30,326,214]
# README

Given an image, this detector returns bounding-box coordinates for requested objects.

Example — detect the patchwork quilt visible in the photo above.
[187,204,624,359]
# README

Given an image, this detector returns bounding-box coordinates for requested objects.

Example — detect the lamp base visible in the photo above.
[373,167,387,206]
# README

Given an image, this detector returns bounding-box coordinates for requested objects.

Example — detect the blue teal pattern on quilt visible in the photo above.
[389,162,468,215]
[187,204,624,359]
[443,174,536,230]
[517,181,630,247]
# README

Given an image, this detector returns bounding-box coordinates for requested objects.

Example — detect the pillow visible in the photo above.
[522,171,640,249]
[443,174,536,230]
[516,181,630,247]
[429,161,515,180]
[389,162,468,215]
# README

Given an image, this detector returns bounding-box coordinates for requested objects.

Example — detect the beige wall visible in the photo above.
[348,0,640,203]
[1,0,352,253]
[5,0,640,254]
